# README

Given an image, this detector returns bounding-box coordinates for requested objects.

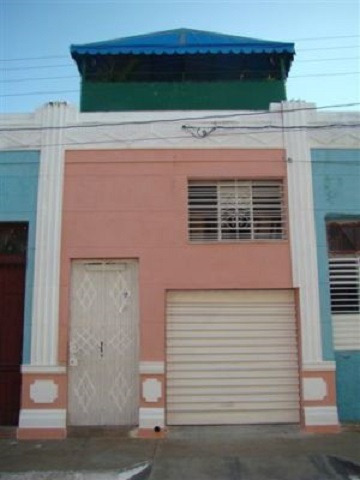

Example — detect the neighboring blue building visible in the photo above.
[0,150,40,362]
[0,150,40,425]
[311,148,360,422]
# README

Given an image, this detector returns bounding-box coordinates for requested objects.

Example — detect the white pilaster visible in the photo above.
[30,102,77,366]
[283,101,323,365]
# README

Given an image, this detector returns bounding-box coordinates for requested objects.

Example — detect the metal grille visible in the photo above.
[188,180,286,242]
[329,256,360,314]
[68,260,139,426]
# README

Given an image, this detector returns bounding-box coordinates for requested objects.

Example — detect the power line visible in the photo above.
[0,34,359,63]
[2,67,360,84]
[0,40,343,63]
[1,90,78,98]
[1,70,359,97]
[1,64,74,72]
[289,71,359,78]
[0,55,69,63]
[0,75,77,83]
[1,125,360,153]
[298,45,360,52]
[0,102,359,134]
[297,56,360,63]
[182,123,360,132]
[289,34,360,42]
[1,44,359,72]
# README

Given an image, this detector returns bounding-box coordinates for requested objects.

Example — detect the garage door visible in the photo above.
[166,290,300,425]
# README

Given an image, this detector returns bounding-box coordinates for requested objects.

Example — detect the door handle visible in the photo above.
[100,341,104,358]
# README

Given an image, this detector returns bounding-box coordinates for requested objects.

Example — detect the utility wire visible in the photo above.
[4,126,354,138]
[0,33,358,62]
[299,45,359,52]
[1,90,78,97]
[290,71,359,78]
[0,102,360,132]
[1,125,360,153]
[1,64,74,72]
[297,56,360,63]
[2,68,360,84]
[0,36,359,63]
[1,70,359,97]
[288,34,360,41]
[0,75,77,83]
[1,43,359,71]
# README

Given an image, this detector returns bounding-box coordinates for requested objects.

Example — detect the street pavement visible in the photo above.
[0,426,359,479]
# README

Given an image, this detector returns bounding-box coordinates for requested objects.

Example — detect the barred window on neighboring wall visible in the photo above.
[0,223,28,255]
[188,180,286,242]
[327,221,360,314]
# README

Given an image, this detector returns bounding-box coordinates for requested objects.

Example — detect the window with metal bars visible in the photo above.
[188,180,286,242]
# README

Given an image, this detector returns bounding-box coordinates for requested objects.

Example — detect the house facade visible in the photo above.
[0,29,359,439]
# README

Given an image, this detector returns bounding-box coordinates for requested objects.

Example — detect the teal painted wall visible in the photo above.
[311,149,360,360]
[80,80,287,112]
[335,351,360,422]
[311,148,360,422]
[0,151,40,364]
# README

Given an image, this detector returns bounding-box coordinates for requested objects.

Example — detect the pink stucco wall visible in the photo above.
[59,149,292,363]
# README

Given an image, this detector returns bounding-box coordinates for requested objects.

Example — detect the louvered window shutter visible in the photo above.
[329,256,360,314]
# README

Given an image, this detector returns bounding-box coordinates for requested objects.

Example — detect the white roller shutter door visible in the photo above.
[166,290,300,425]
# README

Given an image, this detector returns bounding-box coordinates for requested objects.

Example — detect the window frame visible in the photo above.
[327,220,360,315]
[187,179,287,243]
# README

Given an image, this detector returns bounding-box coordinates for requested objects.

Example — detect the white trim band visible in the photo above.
[18,409,66,429]
[302,362,336,372]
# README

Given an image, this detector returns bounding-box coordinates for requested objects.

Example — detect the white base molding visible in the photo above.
[21,365,66,374]
[139,408,165,429]
[302,362,336,372]
[304,406,339,427]
[18,409,66,429]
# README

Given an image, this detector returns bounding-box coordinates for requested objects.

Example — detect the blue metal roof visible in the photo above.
[71,28,295,56]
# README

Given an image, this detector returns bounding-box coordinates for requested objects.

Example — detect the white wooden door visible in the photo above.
[68,260,139,426]
[167,290,300,425]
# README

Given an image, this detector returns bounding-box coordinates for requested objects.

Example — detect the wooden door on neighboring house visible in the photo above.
[0,223,28,426]
[68,260,139,426]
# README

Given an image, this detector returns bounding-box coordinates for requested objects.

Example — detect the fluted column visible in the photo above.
[282,101,323,365]
[30,102,76,367]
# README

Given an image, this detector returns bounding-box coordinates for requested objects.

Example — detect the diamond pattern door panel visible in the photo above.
[68,261,139,426]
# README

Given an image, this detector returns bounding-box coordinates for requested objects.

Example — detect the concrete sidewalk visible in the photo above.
[0,427,359,479]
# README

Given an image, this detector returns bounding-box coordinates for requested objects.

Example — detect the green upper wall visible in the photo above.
[80,80,287,112]
[72,28,294,112]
